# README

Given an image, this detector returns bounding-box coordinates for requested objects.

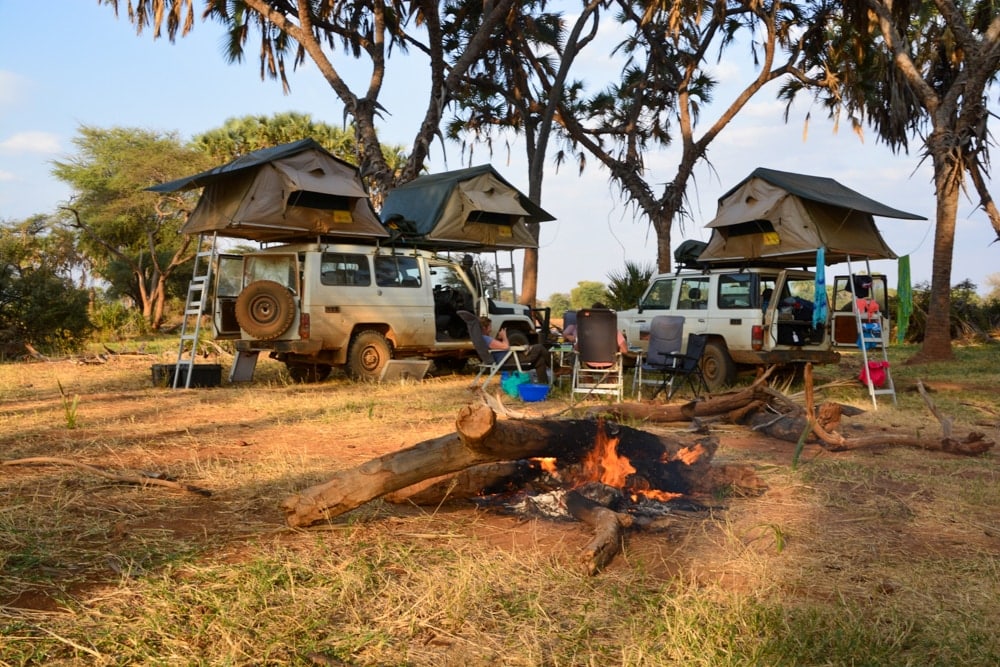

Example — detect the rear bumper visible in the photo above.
[235,338,324,356]
[730,349,841,366]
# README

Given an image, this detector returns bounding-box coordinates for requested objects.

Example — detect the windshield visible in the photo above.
[640,277,675,309]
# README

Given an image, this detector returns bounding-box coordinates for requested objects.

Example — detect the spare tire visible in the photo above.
[235,280,296,340]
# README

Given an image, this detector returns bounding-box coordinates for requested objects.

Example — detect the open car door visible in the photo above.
[213,254,244,339]
[831,274,889,347]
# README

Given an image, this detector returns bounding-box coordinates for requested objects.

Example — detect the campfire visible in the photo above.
[280,368,994,574]
[281,405,751,574]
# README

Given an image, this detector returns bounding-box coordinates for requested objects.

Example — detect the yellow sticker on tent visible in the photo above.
[498,226,512,238]
[332,210,353,224]
[763,232,780,245]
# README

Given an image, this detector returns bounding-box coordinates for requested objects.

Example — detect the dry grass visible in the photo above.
[1,342,999,665]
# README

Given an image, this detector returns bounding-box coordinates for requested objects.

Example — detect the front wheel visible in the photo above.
[346,330,392,381]
[700,340,735,391]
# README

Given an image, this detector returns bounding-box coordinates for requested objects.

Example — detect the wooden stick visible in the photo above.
[2,457,212,496]
[917,379,954,438]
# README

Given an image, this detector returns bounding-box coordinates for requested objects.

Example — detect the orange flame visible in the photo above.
[534,457,558,474]
[579,421,635,488]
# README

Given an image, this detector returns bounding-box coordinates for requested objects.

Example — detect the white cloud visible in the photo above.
[0,131,61,154]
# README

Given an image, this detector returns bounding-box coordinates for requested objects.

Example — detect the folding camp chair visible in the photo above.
[458,310,541,390]
[659,333,710,400]
[633,315,684,399]
[571,308,624,402]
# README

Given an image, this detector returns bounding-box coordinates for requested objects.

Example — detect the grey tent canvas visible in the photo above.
[149,139,387,243]
[698,167,925,267]
[379,164,554,250]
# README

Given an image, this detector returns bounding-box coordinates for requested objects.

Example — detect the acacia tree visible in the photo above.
[52,126,211,330]
[785,0,1000,362]
[101,0,517,196]
[556,0,821,272]
[0,217,91,353]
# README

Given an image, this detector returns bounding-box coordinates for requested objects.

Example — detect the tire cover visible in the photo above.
[235,280,296,340]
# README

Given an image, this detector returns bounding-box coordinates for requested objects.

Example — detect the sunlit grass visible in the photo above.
[1,341,998,665]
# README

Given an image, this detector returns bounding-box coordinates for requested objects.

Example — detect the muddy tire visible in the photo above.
[506,329,530,347]
[346,330,392,381]
[701,340,735,391]
[287,363,332,384]
[235,280,295,340]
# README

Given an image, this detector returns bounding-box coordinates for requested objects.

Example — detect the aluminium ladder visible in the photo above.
[844,255,897,409]
[172,233,218,388]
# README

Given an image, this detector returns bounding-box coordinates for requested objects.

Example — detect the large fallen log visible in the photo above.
[282,404,719,527]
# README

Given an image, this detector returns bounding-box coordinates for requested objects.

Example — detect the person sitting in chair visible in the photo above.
[480,316,550,383]
[575,302,637,369]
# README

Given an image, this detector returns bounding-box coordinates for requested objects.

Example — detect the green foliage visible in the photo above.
[545,293,573,319]
[0,217,92,356]
[90,299,150,341]
[606,260,656,310]
[56,380,80,429]
[570,281,611,310]
[902,279,1000,342]
[194,112,358,163]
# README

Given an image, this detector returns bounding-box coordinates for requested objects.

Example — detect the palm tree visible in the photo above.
[444,0,605,306]
[606,260,656,310]
[785,0,1000,362]
[100,0,517,194]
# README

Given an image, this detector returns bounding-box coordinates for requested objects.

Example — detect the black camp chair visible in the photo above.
[571,308,624,402]
[633,315,685,399]
[458,310,540,390]
[658,333,710,400]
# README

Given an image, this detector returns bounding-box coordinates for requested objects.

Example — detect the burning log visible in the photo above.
[282,404,719,528]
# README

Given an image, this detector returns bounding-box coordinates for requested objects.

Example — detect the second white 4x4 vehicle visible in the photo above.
[617,266,841,390]
[212,242,544,382]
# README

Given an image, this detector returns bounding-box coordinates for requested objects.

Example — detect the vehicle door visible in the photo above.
[307,251,384,348]
[618,275,677,348]
[675,275,711,342]
[705,272,759,351]
[769,271,824,348]
[213,254,244,339]
[830,274,889,346]
[429,260,476,341]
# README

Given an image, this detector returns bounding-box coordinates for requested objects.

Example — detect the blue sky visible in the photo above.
[1,2,996,299]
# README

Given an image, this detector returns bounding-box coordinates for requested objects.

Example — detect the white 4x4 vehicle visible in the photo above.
[617,267,841,390]
[212,242,543,381]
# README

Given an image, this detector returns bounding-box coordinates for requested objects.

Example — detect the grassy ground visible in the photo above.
[1,339,998,666]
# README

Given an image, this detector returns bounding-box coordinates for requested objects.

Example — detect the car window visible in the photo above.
[718,273,753,309]
[640,278,675,310]
[320,252,371,286]
[375,256,421,287]
[678,277,710,309]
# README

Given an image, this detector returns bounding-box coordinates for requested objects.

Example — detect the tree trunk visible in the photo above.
[910,133,959,364]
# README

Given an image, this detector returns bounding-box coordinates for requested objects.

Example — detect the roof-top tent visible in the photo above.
[378,164,555,251]
[697,167,925,268]
[148,138,388,243]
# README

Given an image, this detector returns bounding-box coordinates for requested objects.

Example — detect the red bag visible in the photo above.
[858,361,889,388]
